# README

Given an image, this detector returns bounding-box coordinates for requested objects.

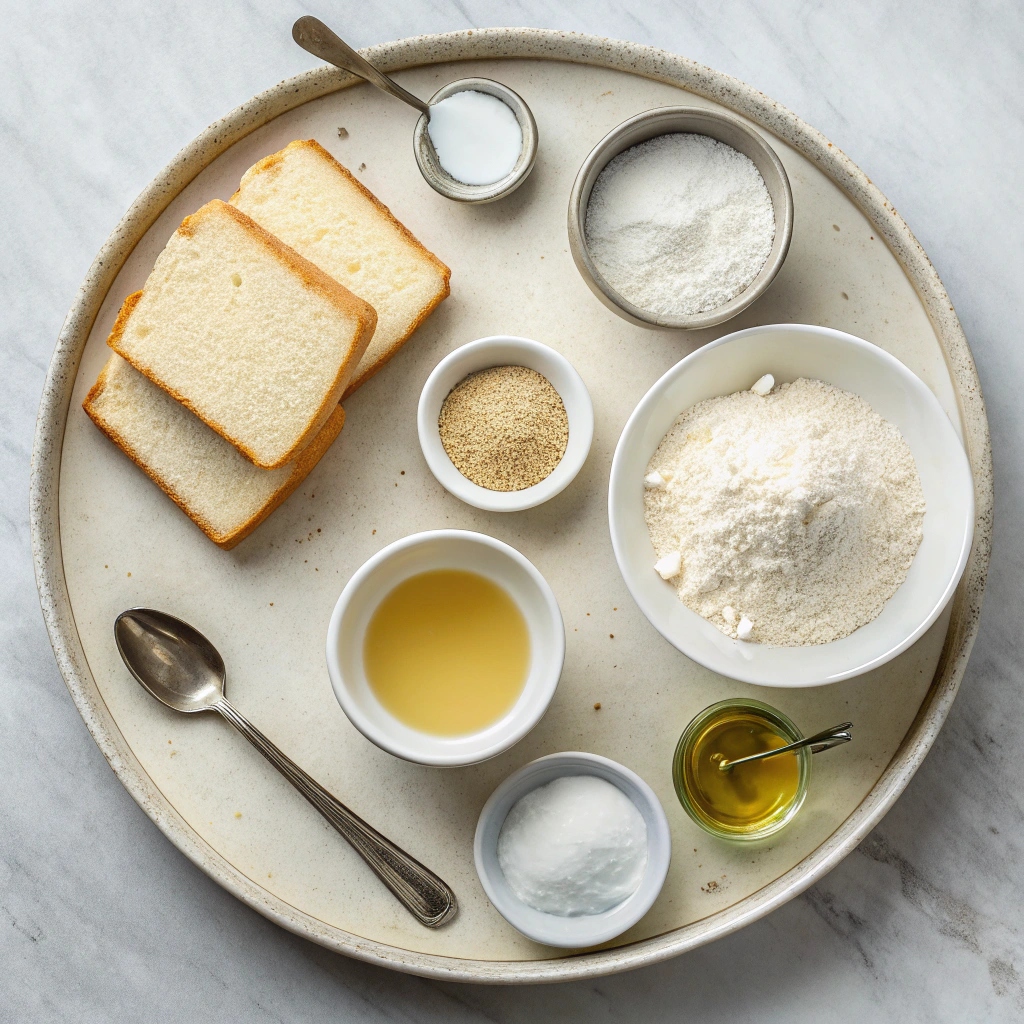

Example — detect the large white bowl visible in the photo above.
[474,752,671,948]
[609,324,975,687]
[326,530,565,765]
[417,336,594,512]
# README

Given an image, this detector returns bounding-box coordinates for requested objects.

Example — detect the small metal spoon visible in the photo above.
[114,608,457,928]
[292,16,538,204]
[716,722,853,772]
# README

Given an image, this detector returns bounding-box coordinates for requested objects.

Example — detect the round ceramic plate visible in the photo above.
[31,30,991,983]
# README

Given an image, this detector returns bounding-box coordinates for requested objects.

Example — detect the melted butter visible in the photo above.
[363,569,529,736]
[682,710,801,833]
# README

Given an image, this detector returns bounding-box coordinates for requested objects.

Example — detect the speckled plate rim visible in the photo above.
[30,28,992,984]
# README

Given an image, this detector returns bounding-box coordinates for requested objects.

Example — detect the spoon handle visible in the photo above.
[214,697,457,928]
[718,723,853,771]
[292,17,430,115]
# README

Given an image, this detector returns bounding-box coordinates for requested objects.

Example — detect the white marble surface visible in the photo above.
[2,0,1021,1018]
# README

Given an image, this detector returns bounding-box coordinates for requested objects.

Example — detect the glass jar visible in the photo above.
[672,698,810,841]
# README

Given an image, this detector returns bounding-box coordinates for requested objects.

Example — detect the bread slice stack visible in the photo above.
[84,144,450,549]
[231,140,450,396]
[85,355,347,548]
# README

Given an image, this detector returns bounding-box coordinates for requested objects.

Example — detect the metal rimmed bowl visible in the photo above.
[568,105,794,330]
[414,78,539,204]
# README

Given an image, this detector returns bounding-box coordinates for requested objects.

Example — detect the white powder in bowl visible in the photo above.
[644,377,926,646]
[585,133,775,317]
[497,775,648,917]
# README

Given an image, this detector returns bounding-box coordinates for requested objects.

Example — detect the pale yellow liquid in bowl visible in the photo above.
[363,569,531,736]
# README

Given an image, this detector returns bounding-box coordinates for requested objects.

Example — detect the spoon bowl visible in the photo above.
[115,608,224,713]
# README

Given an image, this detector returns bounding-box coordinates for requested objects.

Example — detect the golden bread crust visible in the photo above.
[106,200,376,469]
[232,140,451,398]
[83,361,346,549]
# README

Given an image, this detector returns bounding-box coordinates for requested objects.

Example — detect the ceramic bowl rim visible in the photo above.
[417,335,595,512]
[473,751,672,948]
[608,323,976,686]
[325,529,565,766]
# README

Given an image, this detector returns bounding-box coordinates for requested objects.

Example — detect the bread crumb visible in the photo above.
[594,702,602,710]
[438,366,568,491]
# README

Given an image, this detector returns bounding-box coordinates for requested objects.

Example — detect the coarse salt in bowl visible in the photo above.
[474,752,672,948]
[608,324,975,687]
[417,336,594,512]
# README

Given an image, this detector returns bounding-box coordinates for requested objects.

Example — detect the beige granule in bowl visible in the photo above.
[439,365,569,491]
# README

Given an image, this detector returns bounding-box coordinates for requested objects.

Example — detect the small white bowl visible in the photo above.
[325,530,564,766]
[609,324,975,687]
[417,336,594,512]
[474,752,671,948]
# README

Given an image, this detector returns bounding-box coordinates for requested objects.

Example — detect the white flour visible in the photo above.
[585,134,775,317]
[644,378,926,646]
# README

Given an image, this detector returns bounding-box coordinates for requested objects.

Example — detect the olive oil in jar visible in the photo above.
[673,700,809,840]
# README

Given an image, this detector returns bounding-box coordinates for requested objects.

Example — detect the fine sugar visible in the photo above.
[497,775,648,917]
[644,377,926,646]
[585,134,775,316]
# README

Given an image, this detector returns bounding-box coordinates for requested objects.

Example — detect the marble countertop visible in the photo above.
[3,0,1021,1019]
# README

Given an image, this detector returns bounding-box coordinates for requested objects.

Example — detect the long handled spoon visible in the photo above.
[717,722,853,772]
[114,607,457,928]
[292,16,430,115]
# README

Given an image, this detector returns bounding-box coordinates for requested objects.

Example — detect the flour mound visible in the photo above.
[644,378,926,646]
[585,134,775,317]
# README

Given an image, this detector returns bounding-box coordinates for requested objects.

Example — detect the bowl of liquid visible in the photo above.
[672,699,810,841]
[413,79,539,204]
[326,530,564,766]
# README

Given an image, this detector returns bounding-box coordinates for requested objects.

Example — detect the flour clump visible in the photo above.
[585,133,775,317]
[644,377,926,646]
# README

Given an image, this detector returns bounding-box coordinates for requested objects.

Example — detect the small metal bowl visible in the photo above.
[414,79,539,204]
[568,106,794,330]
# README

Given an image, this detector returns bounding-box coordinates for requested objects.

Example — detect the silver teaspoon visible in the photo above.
[716,722,853,772]
[292,16,538,204]
[114,608,457,928]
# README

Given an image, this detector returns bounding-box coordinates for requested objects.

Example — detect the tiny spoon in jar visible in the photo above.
[716,722,853,772]
[292,16,538,203]
[114,607,457,928]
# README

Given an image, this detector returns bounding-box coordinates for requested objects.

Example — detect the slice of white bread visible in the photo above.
[230,140,450,398]
[107,199,375,469]
[83,354,345,550]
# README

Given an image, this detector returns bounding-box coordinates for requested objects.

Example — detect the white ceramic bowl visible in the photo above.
[325,530,565,766]
[609,324,975,687]
[417,336,594,511]
[474,752,671,948]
